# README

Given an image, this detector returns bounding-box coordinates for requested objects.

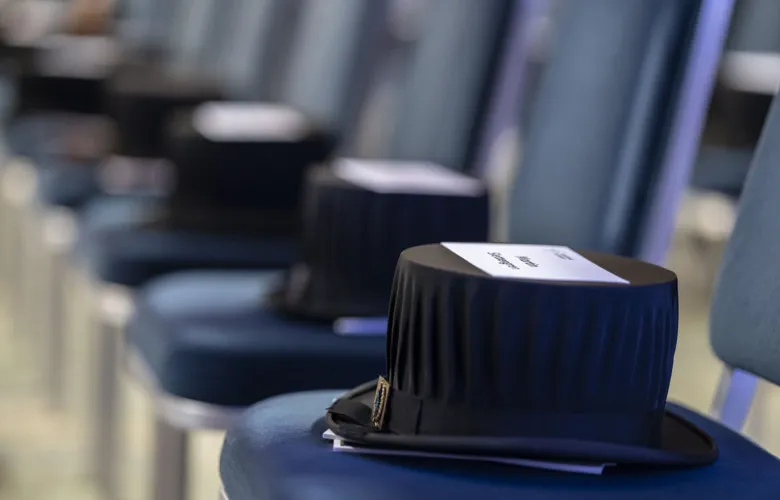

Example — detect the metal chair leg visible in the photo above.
[153,415,189,500]
[710,366,758,431]
[1,159,38,337]
[22,205,47,365]
[42,208,78,411]
[89,285,134,499]
[43,245,68,410]
[93,319,121,498]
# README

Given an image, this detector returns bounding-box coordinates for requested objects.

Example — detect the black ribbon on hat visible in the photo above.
[328,378,665,448]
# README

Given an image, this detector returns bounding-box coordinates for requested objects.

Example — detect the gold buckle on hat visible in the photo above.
[371,376,391,430]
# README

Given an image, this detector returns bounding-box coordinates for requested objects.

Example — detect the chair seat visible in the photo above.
[37,160,99,208]
[220,391,780,500]
[78,226,299,287]
[127,271,386,406]
[78,194,162,235]
[6,113,76,161]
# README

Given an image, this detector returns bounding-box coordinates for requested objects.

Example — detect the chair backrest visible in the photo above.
[386,0,515,172]
[166,0,216,69]
[278,0,391,144]
[710,96,780,387]
[221,0,305,101]
[507,0,730,261]
[727,0,780,52]
[114,0,166,48]
[127,0,182,53]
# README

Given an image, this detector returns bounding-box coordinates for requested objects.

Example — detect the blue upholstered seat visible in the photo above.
[4,114,73,161]
[79,230,298,287]
[126,271,385,405]
[78,194,161,235]
[76,193,292,289]
[220,391,780,500]
[36,160,100,208]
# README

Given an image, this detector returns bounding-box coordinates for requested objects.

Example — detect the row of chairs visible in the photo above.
[4,0,777,499]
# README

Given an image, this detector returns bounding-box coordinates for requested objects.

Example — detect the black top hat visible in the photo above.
[135,103,336,237]
[269,164,490,321]
[107,67,225,158]
[326,243,718,467]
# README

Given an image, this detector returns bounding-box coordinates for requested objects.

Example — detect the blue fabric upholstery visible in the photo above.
[36,161,100,208]
[279,0,388,138]
[79,229,298,287]
[690,146,751,198]
[711,90,780,386]
[509,0,698,256]
[5,114,75,161]
[127,271,386,405]
[388,0,511,171]
[78,194,161,236]
[727,0,780,52]
[222,0,303,101]
[220,391,780,500]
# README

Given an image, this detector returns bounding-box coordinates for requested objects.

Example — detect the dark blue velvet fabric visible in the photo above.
[220,391,780,500]
[127,271,386,405]
[79,228,298,287]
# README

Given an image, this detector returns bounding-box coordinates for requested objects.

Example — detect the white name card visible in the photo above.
[334,159,485,196]
[322,430,609,475]
[193,102,310,142]
[442,243,628,284]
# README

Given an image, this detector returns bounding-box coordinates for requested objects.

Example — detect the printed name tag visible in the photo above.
[193,102,310,142]
[334,159,485,196]
[35,35,116,77]
[442,243,628,284]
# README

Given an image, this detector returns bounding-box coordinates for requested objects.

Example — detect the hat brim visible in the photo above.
[326,380,718,468]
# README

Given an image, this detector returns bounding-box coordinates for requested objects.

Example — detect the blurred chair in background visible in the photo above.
[0,0,231,424]
[75,1,393,499]
[684,0,780,291]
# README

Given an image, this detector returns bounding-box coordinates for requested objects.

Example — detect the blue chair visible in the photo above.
[220,45,780,500]
[692,0,780,199]
[215,0,738,498]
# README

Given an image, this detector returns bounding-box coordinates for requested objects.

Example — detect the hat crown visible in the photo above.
[384,244,678,443]
[280,166,490,319]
